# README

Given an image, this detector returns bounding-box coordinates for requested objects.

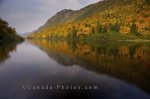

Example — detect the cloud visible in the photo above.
[0,0,101,33]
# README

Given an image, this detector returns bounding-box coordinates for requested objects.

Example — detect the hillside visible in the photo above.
[0,18,24,42]
[38,0,113,30]
[29,0,150,40]
[38,9,75,31]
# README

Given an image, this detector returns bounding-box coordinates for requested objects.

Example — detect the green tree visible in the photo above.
[110,23,120,32]
[114,23,120,32]
[96,23,103,33]
[70,27,77,39]
[0,18,23,41]
[102,25,108,33]
[91,26,96,34]
[130,23,138,35]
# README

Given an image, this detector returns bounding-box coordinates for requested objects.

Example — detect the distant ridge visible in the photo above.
[29,0,150,40]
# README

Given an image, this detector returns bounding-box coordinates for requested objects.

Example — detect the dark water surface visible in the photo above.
[0,40,150,99]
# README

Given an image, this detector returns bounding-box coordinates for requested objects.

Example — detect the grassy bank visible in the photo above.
[84,32,150,42]
[27,32,150,42]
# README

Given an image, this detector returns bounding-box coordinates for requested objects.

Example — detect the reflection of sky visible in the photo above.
[0,0,101,33]
[0,42,149,99]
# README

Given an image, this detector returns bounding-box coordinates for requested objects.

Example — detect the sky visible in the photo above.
[0,0,100,34]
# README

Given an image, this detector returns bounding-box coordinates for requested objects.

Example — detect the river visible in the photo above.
[0,40,150,99]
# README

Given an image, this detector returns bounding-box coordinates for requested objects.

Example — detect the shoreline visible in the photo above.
[118,39,150,42]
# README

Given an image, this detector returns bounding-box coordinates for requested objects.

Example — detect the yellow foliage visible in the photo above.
[120,26,130,34]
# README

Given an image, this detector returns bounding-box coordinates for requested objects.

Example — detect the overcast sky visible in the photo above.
[0,0,100,34]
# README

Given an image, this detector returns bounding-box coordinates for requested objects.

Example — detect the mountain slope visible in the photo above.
[29,0,150,40]
[38,0,118,30]
[38,9,75,31]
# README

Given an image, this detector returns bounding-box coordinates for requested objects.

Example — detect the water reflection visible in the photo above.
[0,42,17,64]
[29,39,150,93]
[0,40,150,99]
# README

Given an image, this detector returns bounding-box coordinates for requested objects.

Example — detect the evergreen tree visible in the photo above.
[85,23,89,27]
[114,23,120,32]
[71,27,77,39]
[102,25,108,33]
[91,26,95,34]
[130,23,138,35]
[96,23,103,33]
[110,23,120,32]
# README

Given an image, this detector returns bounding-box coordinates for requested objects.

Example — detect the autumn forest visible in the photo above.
[0,0,150,99]
[28,0,150,41]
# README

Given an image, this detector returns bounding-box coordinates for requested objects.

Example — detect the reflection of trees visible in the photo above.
[29,39,150,93]
[0,42,17,64]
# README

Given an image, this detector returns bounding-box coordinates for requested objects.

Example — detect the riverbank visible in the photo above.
[27,33,150,43]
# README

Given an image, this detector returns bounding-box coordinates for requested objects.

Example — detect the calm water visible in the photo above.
[0,40,150,99]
